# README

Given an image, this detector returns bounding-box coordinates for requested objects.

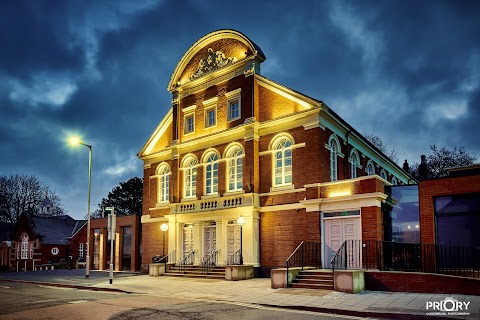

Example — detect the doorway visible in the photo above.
[323,216,361,268]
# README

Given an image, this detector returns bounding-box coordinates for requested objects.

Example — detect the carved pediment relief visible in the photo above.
[190,48,237,81]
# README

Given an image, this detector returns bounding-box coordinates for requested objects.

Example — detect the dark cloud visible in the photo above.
[0,0,479,218]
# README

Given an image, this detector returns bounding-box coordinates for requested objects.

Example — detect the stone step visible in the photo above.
[161,273,225,279]
[295,274,333,280]
[292,278,332,285]
[291,283,333,290]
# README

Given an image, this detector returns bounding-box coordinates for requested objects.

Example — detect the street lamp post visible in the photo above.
[160,223,169,258]
[68,136,92,279]
[237,216,246,265]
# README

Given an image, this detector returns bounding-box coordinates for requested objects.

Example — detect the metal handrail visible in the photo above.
[226,249,241,265]
[202,249,219,274]
[159,250,176,270]
[285,241,323,288]
[179,250,197,274]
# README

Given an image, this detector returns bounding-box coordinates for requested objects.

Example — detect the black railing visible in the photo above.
[226,250,241,265]
[202,249,219,274]
[179,250,197,274]
[285,241,322,287]
[331,240,480,278]
[159,250,176,270]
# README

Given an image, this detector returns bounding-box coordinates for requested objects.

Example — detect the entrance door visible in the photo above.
[183,225,194,256]
[204,226,216,255]
[226,225,240,263]
[324,218,361,268]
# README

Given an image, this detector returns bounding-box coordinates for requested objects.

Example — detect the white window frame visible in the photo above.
[226,145,244,192]
[156,163,171,203]
[79,243,84,258]
[183,105,196,135]
[184,113,195,134]
[21,235,28,259]
[349,149,360,179]
[203,152,219,195]
[391,177,398,185]
[271,136,293,187]
[226,88,241,122]
[204,106,216,128]
[366,160,375,176]
[203,97,217,128]
[182,156,197,199]
[380,169,387,180]
[329,139,338,182]
[51,247,59,255]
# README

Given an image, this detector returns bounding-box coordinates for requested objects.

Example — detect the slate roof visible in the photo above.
[31,215,82,245]
[0,222,14,242]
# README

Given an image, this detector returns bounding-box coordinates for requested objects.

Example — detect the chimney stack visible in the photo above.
[403,159,410,173]
[418,155,428,179]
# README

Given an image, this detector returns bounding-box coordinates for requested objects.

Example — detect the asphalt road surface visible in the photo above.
[0,281,377,320]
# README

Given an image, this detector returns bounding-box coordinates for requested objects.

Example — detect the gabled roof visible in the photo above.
[31,215,80,245]
[138,107,173,159]
[168,29,266,92]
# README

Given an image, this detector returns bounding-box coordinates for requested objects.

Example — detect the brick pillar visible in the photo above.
[115,232,121,271]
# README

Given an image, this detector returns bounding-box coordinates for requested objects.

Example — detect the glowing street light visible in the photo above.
[160,222,169,258]
[237,216,246,265]
[68,135,92,279]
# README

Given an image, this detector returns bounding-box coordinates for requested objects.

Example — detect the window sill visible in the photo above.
[270,184,294,192]
[223,190,244,197]
[201,193,219,199]
[181,197,198,202]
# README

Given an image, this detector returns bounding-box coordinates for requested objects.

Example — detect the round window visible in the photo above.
[51,247,59,255]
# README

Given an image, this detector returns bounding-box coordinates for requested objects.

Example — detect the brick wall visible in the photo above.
[260,209,320,275]
[365,271,480,295]
[419,174,480,244]
[361,206,383,241]
[141,221,166,267]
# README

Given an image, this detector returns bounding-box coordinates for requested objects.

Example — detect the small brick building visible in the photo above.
[88,214,141,272]
[138,30,412,275]
[419,164,480,247]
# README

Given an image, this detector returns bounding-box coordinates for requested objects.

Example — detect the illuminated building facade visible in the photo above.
[138,30,411,275]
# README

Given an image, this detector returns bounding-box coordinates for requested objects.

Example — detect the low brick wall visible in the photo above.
[365,271,480,295]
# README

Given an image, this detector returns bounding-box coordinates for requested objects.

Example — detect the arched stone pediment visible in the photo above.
[168,29,265,92]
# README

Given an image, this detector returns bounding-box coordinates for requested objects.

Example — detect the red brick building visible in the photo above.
[138,30,411,275]
[1,198,87,271]
[419,165,480,247]
[88,215,141,272]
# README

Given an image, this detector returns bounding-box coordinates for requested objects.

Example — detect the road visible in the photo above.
[0,281,376,320]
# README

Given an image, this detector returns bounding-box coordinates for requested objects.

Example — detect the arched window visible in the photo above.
[366,161,375,176]
[329,138,339,181]
[156,164,170,203]
[272,137,293,186]
[21,235,28,259]
[226,146,243,192]
[350,149,360,179]
[204,152,219,195]
[183,156,197,198]
[391,177,398,185]
[380,169,387,180]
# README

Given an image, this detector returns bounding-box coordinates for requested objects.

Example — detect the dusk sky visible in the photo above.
[1,0,479,220]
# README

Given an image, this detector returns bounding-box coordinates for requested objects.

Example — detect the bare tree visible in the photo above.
[364,133,399,164]
[410,145,477,178]
[0,174,64,223]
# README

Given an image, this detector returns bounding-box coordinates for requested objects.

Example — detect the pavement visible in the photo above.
[0,269,479,320]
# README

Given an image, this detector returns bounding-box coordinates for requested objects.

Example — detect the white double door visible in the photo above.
[324,217,361,268]
[226,225,241,259]
[203,226,216,254]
